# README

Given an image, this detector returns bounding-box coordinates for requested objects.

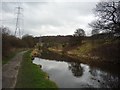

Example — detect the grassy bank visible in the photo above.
[2,48,27,65]
[49,38,120,64]
[70,39,120,63]
[15,50,57,88]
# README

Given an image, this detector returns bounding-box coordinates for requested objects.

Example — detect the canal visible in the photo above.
[33,50,119,88]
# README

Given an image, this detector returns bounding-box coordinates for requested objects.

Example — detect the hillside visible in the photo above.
[47,34,120,64]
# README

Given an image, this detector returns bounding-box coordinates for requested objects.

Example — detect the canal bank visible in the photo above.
[47,38,120,73]
[27,39,120,88]
[15,50,57,88]
[32,49,119,88]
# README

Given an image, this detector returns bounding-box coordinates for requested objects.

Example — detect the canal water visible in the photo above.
[33,50,119,88]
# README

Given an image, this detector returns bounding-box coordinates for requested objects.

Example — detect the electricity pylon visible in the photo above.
[14,5,23,38]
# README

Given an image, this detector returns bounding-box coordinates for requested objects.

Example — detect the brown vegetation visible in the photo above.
[1,26,37,61]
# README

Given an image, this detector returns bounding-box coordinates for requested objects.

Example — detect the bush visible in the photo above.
[1,26,36,58]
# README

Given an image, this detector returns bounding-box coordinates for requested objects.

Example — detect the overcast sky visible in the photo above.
[1,0,101,36]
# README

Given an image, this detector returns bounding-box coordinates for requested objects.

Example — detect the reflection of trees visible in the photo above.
[89,68,98,77]
[68,62,83,77]
[89,67,119,88]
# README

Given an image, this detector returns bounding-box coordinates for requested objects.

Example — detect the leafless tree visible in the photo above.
[90,0,120,35]
[74,28,85,37]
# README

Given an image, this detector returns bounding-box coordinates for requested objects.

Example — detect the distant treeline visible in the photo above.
[35,32,119,46]
[2,26,120,61]
[1,27,37,58]
[35,35,85,48]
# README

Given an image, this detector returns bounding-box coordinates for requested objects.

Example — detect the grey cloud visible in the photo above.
[24,2,95,26]
[1,1,99,36]
[2,2,18,14]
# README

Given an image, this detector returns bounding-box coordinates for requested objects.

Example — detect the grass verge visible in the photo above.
[15,50,58,88]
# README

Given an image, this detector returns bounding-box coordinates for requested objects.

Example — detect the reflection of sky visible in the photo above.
[33,58,68,71]
[33,58,119,88]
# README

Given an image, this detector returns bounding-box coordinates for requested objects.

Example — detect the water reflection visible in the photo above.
[33,57,119,88]
[68,62,83,77]
[39,50,80,62]
[33,50,120,88]
[89,67,119,88]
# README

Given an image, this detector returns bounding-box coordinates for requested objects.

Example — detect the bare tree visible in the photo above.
[89,20,105,32]
[1,26,11,36]
[74,28,85,37]
[90,0,120,35]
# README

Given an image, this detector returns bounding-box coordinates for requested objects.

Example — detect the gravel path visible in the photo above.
[2,51,27,88]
